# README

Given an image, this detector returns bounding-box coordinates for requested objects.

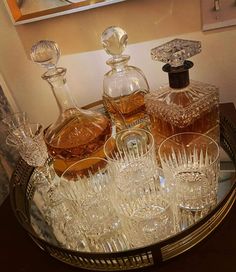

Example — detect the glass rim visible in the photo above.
[2,111,28,125]
[42,67,66,81]
[60,156,109,179]
[103,128,155,162]
[5,123,44,147]
[158,132,220,166]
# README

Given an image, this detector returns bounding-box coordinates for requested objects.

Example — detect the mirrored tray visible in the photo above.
[9,102,236,271]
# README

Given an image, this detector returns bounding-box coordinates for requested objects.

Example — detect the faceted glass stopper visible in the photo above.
[30,40,61,70]
[151,38,201,67]
[101,26,128,58]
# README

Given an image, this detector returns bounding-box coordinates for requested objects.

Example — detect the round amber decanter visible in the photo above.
[30,40,112,176]
[101,26,150,131]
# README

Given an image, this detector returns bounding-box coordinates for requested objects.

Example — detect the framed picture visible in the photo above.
[4,0,126,25]
[201,0,236,31]
[0,73,20,205]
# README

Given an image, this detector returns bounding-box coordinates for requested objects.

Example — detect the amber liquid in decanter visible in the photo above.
[30,40,112,177]
[147,84,220,146]
[102,26,150,131]
[145,39,220,150]
[45,112,111,176]
[103,90,149,130]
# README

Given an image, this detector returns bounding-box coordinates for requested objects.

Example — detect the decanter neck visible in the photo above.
[163,60,193,89]
[42,67,77,113]
[106,55,130,72]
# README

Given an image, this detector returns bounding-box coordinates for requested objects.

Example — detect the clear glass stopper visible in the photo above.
[151,38,201,67]
[30,40,61,71]
[101,26,128,59]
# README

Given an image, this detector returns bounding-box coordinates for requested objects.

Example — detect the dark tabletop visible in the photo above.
[1,103,236,272]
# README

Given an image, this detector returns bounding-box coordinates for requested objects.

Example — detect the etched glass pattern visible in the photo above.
[104,128,176,246]
[6,123,48,167]
[60,157,131,252]
[159,132,220,228]
[151,38,201,67]
[146,38,219,148]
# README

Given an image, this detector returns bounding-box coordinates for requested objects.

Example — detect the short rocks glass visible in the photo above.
[60,157,131,252]
[158,132,220,229]
[104,128,176,246]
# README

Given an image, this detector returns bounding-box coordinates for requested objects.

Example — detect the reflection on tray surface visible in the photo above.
[28,145,235,253]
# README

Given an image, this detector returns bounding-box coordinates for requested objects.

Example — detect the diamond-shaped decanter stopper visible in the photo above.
[101,26,128,59]
[151,38,201,67]
[30,40,61,71]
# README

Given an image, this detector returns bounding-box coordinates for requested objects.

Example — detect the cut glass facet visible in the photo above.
[151,39,201,67]
[146,38,219,149]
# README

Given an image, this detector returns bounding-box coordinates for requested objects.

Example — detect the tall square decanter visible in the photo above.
[145,39,220,147]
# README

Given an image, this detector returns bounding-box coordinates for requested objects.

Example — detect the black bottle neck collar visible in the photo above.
[162,60,193,89]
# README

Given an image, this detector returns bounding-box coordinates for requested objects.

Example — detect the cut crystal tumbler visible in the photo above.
[158,132,220,228]
[104,128,176,246]
[60,157,131,252]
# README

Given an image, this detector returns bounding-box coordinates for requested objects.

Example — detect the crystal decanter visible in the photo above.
[30,40,112,177]
[145,38,220,147]
[101,26,150,131]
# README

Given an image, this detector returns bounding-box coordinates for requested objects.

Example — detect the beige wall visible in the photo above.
[16,0,201,56]
[0,0,236,127]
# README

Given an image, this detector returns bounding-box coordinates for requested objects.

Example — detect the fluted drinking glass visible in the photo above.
[104,128,176,246]
[6,123,48,167]
[60,157,131,252]
[158,132,220,229]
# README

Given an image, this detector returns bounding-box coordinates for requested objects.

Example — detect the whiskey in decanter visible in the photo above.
[145,38,220,147]
[101,26,150,131]
[30,40,112,176]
